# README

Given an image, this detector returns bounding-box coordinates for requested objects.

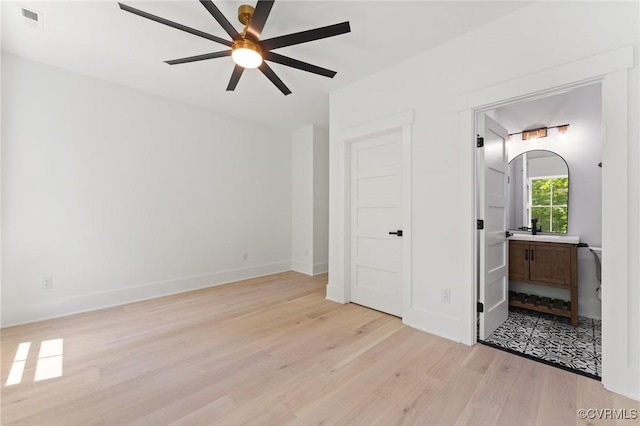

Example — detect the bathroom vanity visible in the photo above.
[508,235,579,326]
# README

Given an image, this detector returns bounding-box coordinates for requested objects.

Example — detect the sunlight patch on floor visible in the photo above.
[5,342,31,386]
[35,339,64,382]
[5,339,64,385]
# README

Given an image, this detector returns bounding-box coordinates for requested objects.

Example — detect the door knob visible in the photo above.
[389,230,403,237]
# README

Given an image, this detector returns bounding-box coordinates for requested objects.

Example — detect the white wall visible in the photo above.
[291,126,314,274]
[527,155,568,178]
[0,6,4,327]
[291,124,329,276]
[312,126,329,274]
[498,84,603,318]
[1,53,292,326]
[328,1,638,398]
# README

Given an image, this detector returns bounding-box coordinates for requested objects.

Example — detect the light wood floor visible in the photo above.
[2,271,638,425]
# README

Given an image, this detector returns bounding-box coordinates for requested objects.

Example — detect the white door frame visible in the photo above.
[328,110,413,320]
[458,45,637,399]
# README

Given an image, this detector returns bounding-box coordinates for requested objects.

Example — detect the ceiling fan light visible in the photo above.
[232,39,263,68]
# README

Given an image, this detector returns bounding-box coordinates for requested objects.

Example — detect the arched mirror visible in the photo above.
[508,150,569,234]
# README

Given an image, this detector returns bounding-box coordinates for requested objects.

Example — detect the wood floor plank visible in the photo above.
[372,373,444,426]
[462,343,498,375]
[494,357,548,426]
[2,271,637,426]
[409,368,484,425]
[453,348,526,425]
[169,395,238,426]
[535,366,578,426]
[576,375,640,425]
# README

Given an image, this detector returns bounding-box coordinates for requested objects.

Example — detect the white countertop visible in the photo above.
[508,233,580,244]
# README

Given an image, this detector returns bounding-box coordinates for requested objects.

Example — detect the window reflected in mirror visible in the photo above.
[531,176,568,233]
[508,150,569,234]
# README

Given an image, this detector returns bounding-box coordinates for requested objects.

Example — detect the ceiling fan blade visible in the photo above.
[263,52,336,78]
[118,3,231,47]
[246,0,274,41]
[258,62,291,95]
[261,21,350,51]
[165,50,232,65]
[227,65,245,91]
[199,0,240,40]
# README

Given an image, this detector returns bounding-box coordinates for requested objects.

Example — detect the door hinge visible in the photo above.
[477,302,484,313]
[477,219,484,230]
[477,135,484,147]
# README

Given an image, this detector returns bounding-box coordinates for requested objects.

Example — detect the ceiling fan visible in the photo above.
[118,1,351,95]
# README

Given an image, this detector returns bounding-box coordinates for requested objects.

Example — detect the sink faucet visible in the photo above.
[531,218,542,235]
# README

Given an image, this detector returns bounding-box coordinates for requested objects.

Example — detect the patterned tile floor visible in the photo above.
[482,308,601,379]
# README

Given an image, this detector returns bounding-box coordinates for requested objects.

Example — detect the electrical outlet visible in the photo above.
[42,276,53,290]
[441,288,451,303]
[242,252,248,261]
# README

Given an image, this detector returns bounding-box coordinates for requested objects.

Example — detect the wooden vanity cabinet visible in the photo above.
[508,240,578,325]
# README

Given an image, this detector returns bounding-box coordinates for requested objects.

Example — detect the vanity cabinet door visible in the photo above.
[508,241,530,281]
[529,243,571,286]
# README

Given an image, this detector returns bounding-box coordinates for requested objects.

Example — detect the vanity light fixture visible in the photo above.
[508,124,570,141]
[522,127,547,140]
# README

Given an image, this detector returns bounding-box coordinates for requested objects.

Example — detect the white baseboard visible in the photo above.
[1,261,291,328]
[325,284,346,304]
[291,261,328,276]
[291,260,314,276]
[604,367,640,401]
[403,309,465,345]
[312,262,328,275]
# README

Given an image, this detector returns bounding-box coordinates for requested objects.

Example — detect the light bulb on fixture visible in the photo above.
[557,124,570,140]
[232,39,263,68]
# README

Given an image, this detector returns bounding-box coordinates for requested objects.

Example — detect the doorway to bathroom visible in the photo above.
[476,83,603,379]
[462,45,634,398]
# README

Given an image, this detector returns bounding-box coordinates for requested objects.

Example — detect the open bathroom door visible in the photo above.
[478,114,509,340]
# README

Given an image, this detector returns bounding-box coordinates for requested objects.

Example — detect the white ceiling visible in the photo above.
[495,83,601,134]
[2,1,531,131]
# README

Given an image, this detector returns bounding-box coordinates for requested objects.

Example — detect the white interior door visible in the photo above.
[478,114,509,339]
[350,131,402,317]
